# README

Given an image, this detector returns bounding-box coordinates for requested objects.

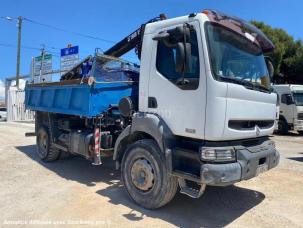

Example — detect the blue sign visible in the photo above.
[60,46,80,73]
[60,46,79,57]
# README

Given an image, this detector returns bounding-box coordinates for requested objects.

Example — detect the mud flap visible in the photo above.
[92,127,102,165]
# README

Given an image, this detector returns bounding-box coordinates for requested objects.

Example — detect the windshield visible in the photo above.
[206,23,271,91]
[293,93,303,106]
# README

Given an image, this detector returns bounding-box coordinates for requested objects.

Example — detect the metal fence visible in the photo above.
[4,70,65,122]
[7,88,34,122]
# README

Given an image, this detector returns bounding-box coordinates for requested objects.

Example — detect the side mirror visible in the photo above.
[265,57,274,80]
[286,94,294,105]
[175,42,192,73]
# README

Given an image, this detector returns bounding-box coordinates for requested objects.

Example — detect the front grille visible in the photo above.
[241,137,267,147]
[298,113,303,120]
[228,120,275,131]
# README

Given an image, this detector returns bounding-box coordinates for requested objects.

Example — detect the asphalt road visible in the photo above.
[0,122,302,227]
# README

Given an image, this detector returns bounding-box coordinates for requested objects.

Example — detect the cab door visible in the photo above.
[147,21,206,139]
[281,93,295,124]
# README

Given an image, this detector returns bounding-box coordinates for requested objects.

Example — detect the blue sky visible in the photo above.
[0,0,302,87]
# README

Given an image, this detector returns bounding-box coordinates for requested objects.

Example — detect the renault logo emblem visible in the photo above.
[256,126,261,137]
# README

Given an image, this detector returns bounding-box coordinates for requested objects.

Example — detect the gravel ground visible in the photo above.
[0,121,302,228]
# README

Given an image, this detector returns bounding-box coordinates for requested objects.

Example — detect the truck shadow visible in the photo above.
[97,185,264,227]
[288,156,303,162]
[16,145,265,227]
[274,131,301,136]
[15,145,120,187]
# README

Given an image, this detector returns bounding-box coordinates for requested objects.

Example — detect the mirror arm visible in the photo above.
[180,23,188,84]
[152,32,170,41]
[162,39,176,48]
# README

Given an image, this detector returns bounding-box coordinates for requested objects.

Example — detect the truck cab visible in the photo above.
[140,11,277,141]
[25,10,280,209]
[273,84,303,134]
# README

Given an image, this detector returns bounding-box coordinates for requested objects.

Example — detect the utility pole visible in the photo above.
[39,48,45,82]
[16,16,22,89]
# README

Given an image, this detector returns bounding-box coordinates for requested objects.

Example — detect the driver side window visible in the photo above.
[156,27,200,90]
[281,94,293,105]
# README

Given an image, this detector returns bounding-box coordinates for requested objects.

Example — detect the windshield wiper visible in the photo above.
[252,82,271,93]
[220,76,271,93]
[220,76,254,89]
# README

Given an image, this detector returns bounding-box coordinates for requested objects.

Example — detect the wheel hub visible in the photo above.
[130,158,154,191]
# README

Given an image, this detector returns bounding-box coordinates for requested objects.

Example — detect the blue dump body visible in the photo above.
[25,54,140,117]
[25,82,138,117]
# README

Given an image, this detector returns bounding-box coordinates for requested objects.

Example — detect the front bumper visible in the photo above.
[274,119,279,131]
[200,142,280,186]
[294,120,303,131]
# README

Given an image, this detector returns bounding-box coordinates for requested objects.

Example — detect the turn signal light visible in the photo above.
[200,147,236,162]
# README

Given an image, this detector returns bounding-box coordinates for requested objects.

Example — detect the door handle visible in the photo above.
[148,97,158,108]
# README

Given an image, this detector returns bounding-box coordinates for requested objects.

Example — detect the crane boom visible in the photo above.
[60,14,166,81]
[104,14,166,59]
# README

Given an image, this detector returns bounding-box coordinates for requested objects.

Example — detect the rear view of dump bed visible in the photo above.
[25,54,139,117]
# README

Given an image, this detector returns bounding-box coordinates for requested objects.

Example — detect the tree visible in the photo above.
[251,21,303,84]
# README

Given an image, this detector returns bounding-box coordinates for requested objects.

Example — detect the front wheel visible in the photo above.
[277,119,289,135]
[121,139,178,209]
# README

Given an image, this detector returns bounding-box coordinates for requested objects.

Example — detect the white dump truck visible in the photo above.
[25,9,280,209]
[273,84,303,134]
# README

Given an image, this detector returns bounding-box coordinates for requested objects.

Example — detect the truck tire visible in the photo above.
[121,139,178,209]
[36,126,60,162]
[277,119,288,135]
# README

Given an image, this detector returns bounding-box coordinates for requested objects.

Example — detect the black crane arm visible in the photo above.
[104,14,166,59]
[60,14,166,81]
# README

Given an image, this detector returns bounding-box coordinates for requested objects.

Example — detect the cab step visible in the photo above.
[178,178,206,198]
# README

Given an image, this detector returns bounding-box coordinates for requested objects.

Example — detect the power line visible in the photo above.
[0,43,39,50]
[23,17,116,44]
[1,16,115,45]
[40,44,60,50]
[0,41,94,58]
[0,43,60,57]
[41,44,92,56]
[1,16,108,55]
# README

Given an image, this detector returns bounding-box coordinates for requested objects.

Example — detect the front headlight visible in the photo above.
[200,147,236,162]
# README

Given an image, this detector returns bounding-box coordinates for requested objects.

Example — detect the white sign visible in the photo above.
[60,46,79,73]
[33,54,52,83]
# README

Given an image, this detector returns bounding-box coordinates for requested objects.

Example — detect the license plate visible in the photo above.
[256,164,268,176]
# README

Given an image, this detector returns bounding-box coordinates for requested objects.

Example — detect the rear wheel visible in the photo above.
[36,127,60,162]
[121,139,178,209]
